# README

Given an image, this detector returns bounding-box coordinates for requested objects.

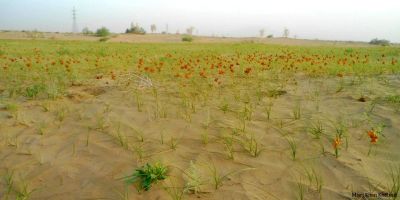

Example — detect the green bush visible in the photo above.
[96,27,110,37]
[99,37,109,42]
[124,162,168,191]
[182,35,193,42]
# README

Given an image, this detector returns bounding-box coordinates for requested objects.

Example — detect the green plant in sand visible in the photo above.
[124,162,168,191]
[183,161,204,194]
[386,165,400,200]
[287,137,297,161]
[308,120,324,139]
[292,102,301,120]
[241,132,263,157]
[208,162,254,190]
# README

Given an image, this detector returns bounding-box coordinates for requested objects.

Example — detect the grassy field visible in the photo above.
[0,39,400,199]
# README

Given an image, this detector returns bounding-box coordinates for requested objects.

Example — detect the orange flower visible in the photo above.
[199,71,207,78]
[333,137,341,149]
[367,130,378,144]
[244,67,252,74]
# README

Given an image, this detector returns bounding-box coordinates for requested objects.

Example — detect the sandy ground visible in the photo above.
[0,73,399,199]
[0,31,377,47]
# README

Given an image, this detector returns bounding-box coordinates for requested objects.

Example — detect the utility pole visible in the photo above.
[72,7,78,33]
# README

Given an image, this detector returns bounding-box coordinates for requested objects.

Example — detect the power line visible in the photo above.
[72,7,78,33]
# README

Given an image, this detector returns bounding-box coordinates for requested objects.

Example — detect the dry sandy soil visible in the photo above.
[1,73,399,199]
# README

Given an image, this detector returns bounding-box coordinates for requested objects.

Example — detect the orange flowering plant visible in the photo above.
[333,136,341,158]
[367,124,385,156]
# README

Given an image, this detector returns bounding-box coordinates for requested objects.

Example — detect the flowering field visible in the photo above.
[0,40,399,199]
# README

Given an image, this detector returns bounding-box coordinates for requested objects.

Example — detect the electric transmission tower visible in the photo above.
[72,7,78,33]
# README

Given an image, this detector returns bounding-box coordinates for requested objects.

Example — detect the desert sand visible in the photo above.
[1,73,399,199]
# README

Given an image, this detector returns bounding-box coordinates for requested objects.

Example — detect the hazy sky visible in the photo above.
[0,0,399,42]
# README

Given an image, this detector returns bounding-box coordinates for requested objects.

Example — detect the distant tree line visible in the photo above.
[369,38,390,46]
[82,26,110,37]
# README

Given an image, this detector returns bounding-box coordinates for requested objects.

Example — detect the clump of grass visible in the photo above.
[113,122,129,149]
[124,162,168,191]
[242,132,263,157]
[222,134,235,159]
[86,127,91,147]
[386,165,400,199]
[134,90,144,112]
[170,137,179,150]
[266,89,287,98]
[296,180,305,200]
[183,161,204,194]
[265,101,274,121]
[164,178,185,200]
[312,88,321,111]
[292,103,301,120]
[132,144,145,161]
[306,168,323,195]
[319,142,326,156]
[238,104,253,132]
[201,131,209,145]
[95,114,109,132]
[219,102,229,114]
[133,128,145,143]
[4,170,14,198]
[308,120,324,139]
[160,131,164,144]
[287,137,297,161]
[15,181,35,200]
[208,162,254,190]
[115,187,130,200]
[25,84,45,99]
[385,95,400,112]
[202,107,212,129]
[56,107,67,123]
[243,103,253,121]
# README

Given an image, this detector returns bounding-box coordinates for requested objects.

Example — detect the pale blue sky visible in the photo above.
[0,0,399,42]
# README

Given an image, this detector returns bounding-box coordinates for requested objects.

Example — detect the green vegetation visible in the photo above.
[99,37,109,42]
[182,35,193,42]
[124,162,168,191]
[96,27,110,37]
